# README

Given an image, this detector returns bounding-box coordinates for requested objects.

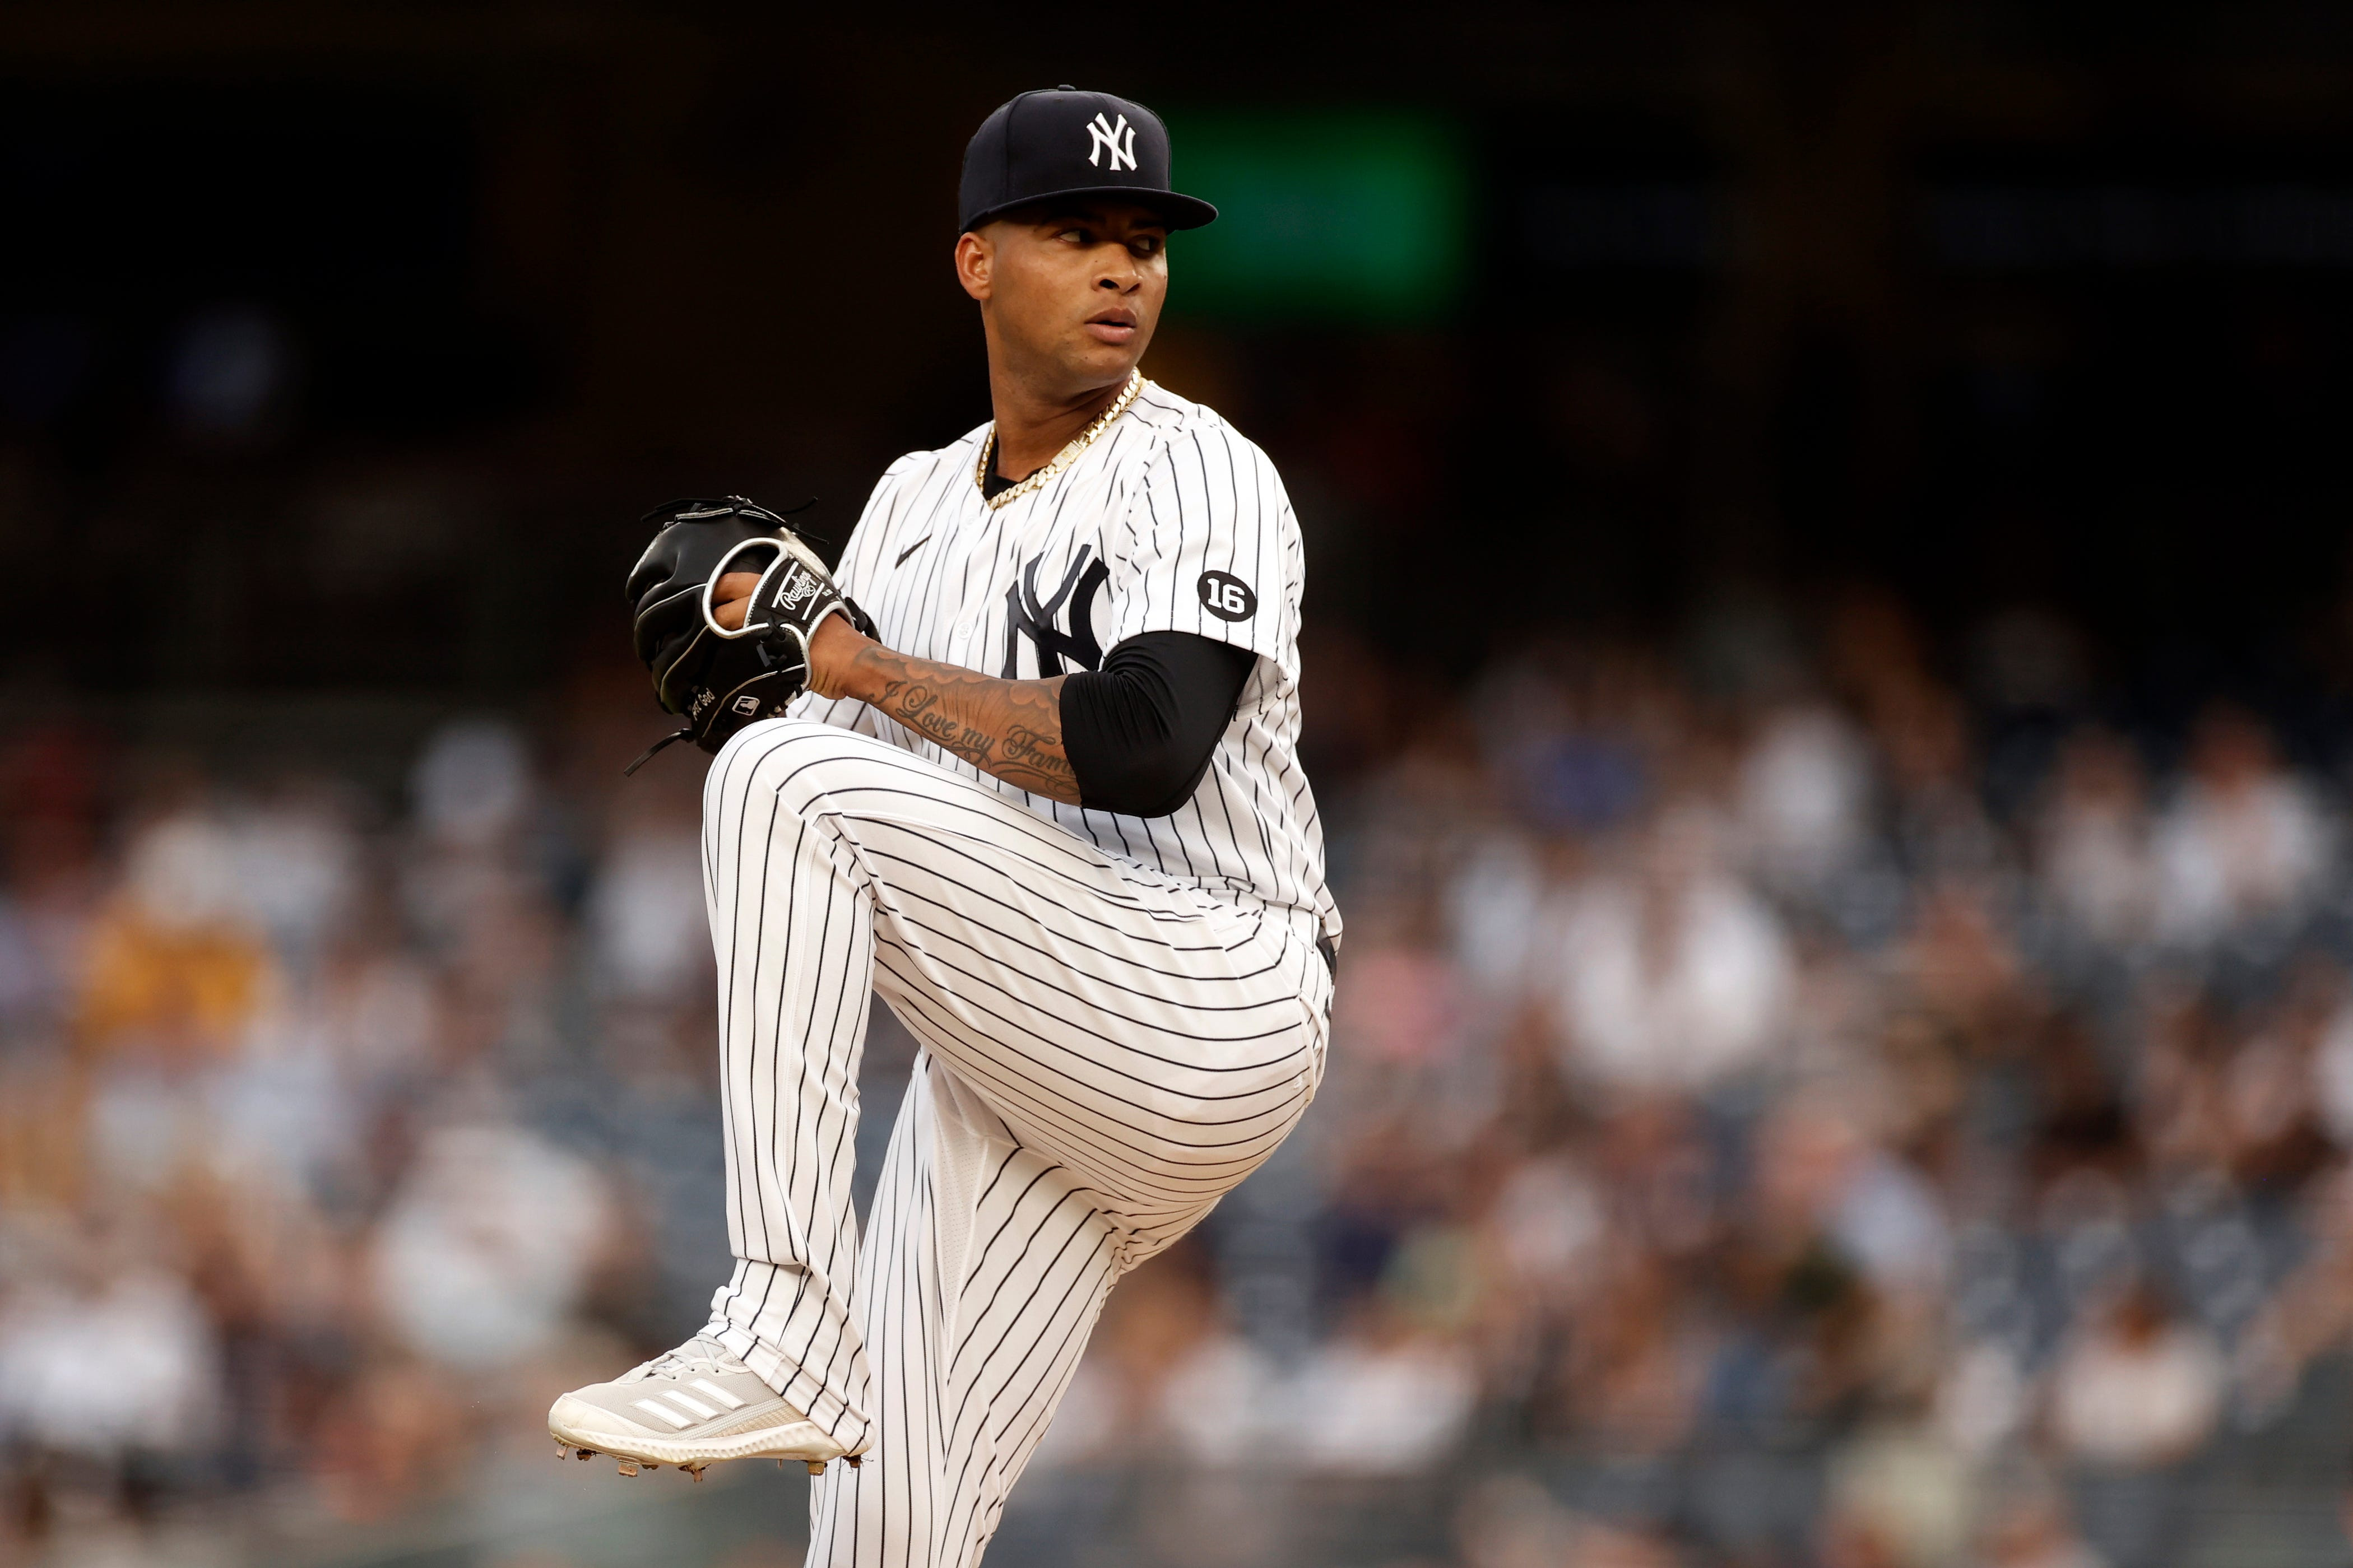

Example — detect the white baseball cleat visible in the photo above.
[547,1334,863,1479]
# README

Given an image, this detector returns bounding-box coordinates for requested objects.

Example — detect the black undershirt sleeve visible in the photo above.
[1058,631,1256,817]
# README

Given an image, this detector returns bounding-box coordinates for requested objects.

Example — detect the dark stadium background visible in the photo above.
[14,6,2353,1567]
[10,8,2353,711]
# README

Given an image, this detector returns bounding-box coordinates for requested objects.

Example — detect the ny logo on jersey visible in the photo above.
[1003,546,1109,677]
[1085,113,1136,173]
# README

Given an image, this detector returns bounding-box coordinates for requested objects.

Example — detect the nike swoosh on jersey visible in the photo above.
[894,536,932,568]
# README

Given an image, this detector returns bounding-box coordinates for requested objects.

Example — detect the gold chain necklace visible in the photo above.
[974,371,1145,510]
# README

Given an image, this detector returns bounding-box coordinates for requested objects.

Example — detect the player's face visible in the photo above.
[960,204,1169,392]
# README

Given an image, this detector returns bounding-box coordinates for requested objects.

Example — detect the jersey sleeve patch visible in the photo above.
[1197,570,1256,622]
[1106,424,1297,672]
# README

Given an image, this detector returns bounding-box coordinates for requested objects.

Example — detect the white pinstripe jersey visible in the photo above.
[794,380,1339,946]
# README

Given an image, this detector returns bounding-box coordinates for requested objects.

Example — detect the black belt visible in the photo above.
[1316,934,1338,975]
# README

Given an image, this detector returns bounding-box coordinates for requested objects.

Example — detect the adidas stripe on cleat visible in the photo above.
[547,1335,863,1477]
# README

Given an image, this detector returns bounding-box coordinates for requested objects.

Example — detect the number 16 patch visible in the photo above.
[1198,570,1257,621]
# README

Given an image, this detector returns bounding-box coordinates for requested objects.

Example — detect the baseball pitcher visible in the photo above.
[550,87,1338,1568]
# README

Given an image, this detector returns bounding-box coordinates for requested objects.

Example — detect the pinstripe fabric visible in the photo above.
[697,719,1331,1567]
[793,382,1339,950]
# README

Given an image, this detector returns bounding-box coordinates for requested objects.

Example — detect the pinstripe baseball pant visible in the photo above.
[694,719,1331,1568]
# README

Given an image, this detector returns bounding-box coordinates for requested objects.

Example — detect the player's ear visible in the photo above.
[955,230,992,303]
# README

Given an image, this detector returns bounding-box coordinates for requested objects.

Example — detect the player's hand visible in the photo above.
[711,571,760,631]
[804,615,864,700]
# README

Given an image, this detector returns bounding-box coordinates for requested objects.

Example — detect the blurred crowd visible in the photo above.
[1117,590,2353,1568]
[0,686,741,1562]
[8,590,2353,1567]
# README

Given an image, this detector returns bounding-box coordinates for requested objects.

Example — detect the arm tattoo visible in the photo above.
[844,644,1081,803]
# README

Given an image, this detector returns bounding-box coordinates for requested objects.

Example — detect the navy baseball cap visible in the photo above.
[959,87,1217,234]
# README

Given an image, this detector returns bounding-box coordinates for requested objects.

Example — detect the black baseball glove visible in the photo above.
[624,496,875,773]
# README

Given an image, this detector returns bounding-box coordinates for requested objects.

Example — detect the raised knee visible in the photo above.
[712,719,870,814]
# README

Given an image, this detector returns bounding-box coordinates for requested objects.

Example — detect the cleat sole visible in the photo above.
[549,1399,843,1472]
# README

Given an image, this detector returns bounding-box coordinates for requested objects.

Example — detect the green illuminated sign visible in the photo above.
[1165,113,1468,322]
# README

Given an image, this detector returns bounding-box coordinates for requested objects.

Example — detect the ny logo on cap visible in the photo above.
[1086,113,1136,173]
